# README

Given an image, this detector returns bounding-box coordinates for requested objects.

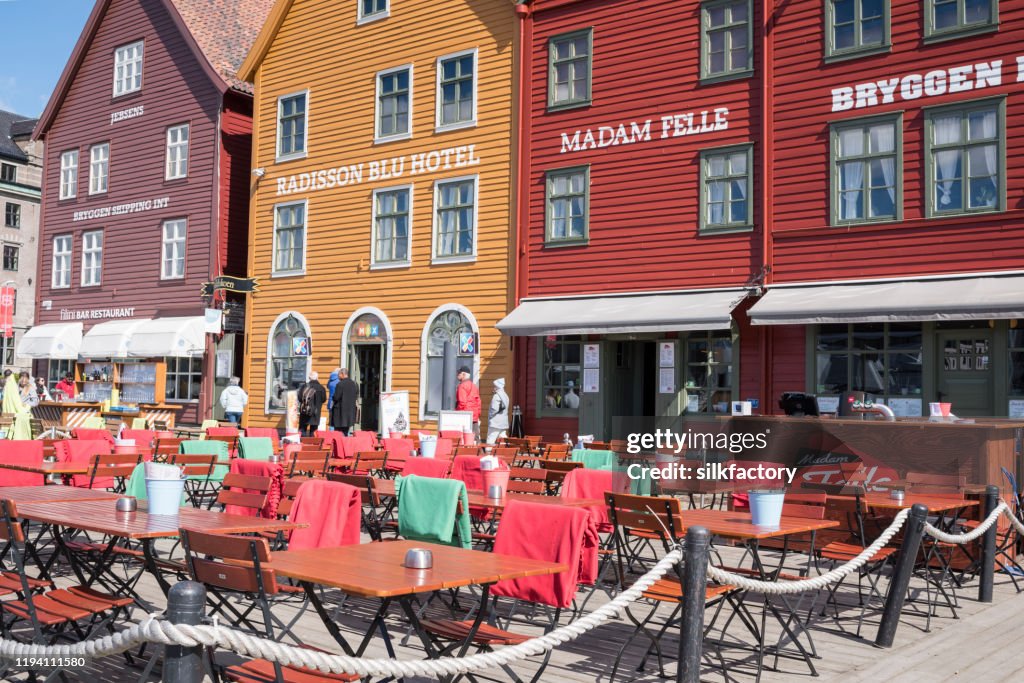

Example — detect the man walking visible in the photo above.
[219,377,249,425]
[456,365,481,440]
[331,368,359,435]
[298,371,327,437]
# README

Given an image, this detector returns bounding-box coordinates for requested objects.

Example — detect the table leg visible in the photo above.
[300,581,356,656]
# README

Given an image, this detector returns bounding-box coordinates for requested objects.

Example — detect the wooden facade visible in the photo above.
[239,0,517,430]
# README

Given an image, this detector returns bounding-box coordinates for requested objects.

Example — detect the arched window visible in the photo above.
[422,306,477,418]
[267,313,311,411]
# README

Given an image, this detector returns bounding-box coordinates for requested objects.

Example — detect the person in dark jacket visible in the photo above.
[298,371,327,437]
[331,368,359,435]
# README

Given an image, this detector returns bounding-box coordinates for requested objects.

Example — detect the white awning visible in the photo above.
[79,319,149,358]
[128,317,206,358]
[16,322,83,359]
[496,289,746,336]
[748,274,1024,325]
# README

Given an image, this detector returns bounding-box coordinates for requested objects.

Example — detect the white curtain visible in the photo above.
[839,129,863,219]
[871,124,896,203]
[933,114,961,207]
[709,180,725,224]
[979,110,998,207]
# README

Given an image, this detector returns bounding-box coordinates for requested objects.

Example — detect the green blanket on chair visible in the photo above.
[395,475,471,549]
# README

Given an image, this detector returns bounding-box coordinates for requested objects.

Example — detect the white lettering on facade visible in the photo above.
[110,105,144,125]
[559,109,725,154]
[72,196,170,222]
[59,307,137,321]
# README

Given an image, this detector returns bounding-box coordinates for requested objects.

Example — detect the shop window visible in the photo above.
[700,144,753,231]
[685,330,735,413]
[826,0,889,58]
[540,336,582,414]
[700,0,753,81]
[165,124,189,180]
[376,66,411,142]
[273,201,306,274]
[433,176,476,261]
[48,359,73,393]
[89,143,109,195]
[372,186,410,266]
[437,50,476,129]
[422,308,475,418]
[545,166,589,244]
[925,99,1003,217]
[60,150,78,199]
[358,0,388,23]
[52,235,72,288]
[925,0,998,40]
[548,29,592,110]
[4,202,20,228]
[831,114,901,224]
[813,323,923,410]
[277,92,308,160]
[165,357,202,401]
[113,40,143,96]
[0,163,15,183]
[268,313,310,412]
[3,245,18,271]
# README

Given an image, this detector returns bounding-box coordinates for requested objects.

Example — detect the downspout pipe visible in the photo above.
[513,1,532,422]
[759,0,775,413]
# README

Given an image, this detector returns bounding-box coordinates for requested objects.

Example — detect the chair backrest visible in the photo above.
[155,436,186,459]
[286,448,330,478]
[181,528,278,595]
[396,475,470,548]
[89,452,142,481]
[605,492,683,549]
[906,471,966,496]
[238,437,275,461]
[244,427,281,451]
[287,479,363,549]
[450,455,486,491]
[120,429,157,447]
[509,466,547,494]
[453,445,483,457]
[542,443,571,460]
[586,441,609,450]
[58,439,114,487]
[72,427,114,444]
[179,439,229,460]
[354,450,388,475]
[216,473,273,513]
[170,452,217,478]
[276,477,308,518]
[206,426,240,437]
[299,436,324,448]
[401,456,451,478]
[206,434,238,454]
[0,499,26,543]
[0,440,45,487]
[326,472,380,506]
[491,446,518,467]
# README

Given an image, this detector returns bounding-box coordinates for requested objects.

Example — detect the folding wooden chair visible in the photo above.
[326,472,385,541]
[215,473,273,516]
[286,448,331,478]
[508,466,548,494]
[86,452,142,493]
[170,452,218,507]
[352,450,389,478]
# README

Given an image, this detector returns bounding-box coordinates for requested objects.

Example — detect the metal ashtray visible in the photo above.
[487,484,504,499]
[115,497,138,512]
[403,548,433,569]
[268,454,283,464]
[890,488,906,502]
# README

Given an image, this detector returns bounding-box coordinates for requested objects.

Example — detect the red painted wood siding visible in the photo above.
[770,0,1024,282]
[523,0,763,297]
[219,92,253,278]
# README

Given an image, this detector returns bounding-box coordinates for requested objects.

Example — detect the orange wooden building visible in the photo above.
[238,0,518,431]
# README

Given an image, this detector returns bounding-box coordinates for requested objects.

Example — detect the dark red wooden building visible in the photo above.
[25,0,272,425]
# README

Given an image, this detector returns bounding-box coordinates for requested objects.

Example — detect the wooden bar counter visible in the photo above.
[36,401,183,429]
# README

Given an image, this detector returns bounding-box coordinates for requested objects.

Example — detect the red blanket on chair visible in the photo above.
[0,440,45,486]
[381,437,415,472]
[286,479,362,549]
[401,457,450,478]
[224,459,283,518]
[57,439,113,488]
[561,468,628,533]
[449,455,485,491]
[72,428,114,445]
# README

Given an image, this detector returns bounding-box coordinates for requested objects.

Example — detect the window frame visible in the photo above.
[161,218,187,280]
[375,64,414,144]
[924,0,999,42]
[700,0,754,83]
[357,0,389,25]
[699,143,755,233]
[276,90,309,163]
[165,123,190,180]
[370,184,413,270]
[3,202,19,229]
[536,335,584,418]
[547,28,593,111]
[164,356,203,403]
[112,40,144,97]
[272,200,308,277]
[824,0,892,61]
[544,165,590,246]
[80,229,103,287]
[89,143,109,195]
[51,235,72,289]
[0,163,16,183]
[418,303,480,421]
[431,174,479,265]
[265,311,312,414]
[59,150,78,199]
[2,245,18,272]
[435,48,478,133]
[923,96,1006,219]
[829,112,903,226]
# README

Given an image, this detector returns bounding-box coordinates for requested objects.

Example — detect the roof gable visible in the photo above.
[0,110,36,162]
[237,0,295,82]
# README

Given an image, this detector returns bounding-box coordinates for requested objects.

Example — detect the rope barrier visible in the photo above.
[922,502,1007,544]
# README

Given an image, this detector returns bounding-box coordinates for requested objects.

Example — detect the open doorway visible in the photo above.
[607,340,657,419]
[350,344,383,432]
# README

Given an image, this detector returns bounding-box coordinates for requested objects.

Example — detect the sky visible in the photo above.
[0,0,94,118]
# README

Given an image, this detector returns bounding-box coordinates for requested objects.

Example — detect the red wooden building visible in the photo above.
[24,0,272,426]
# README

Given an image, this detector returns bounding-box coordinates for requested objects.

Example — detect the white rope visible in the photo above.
[922,502,1007,544]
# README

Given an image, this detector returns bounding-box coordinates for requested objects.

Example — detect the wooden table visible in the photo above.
[679,508,840,540]
[0,485,119,504]
[862,493,979,513]
[373,478,602,510]
[0,460,90,486]
[869,480,990,496]
[272,540,566,661]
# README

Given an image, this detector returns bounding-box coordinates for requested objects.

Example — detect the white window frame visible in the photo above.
[112,40,144,97]
[264,310,313,414]
[89,143,109,195]
[417,303,480,422]
[272,200,308,277]
[276,90,309,162]
[161,219,187,280]
[52,235,72,289]
[59,150,78,199]
[81,230,103,287]
[165,356,203,402]
[357,0,390,24]
[375,64,413,144]
[165,124,190,180]
[370,184,413,269]
[435,48,478,133]
[431,174,479,265]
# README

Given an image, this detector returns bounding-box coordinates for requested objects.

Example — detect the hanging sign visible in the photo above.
[200,275,261,297]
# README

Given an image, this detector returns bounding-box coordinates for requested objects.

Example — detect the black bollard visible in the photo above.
[978,484,999,603]
[875,503,928,648]
[679,526,710,683]
[163,580,206,683]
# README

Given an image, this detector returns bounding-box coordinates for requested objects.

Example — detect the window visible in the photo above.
[827,0,889,57]
[165,124,189,180]
[47,359,74,393]
[0,163,15,183]
[89,143,109,194]
[814,323,923,410]
[81,230,103,286]
[161,219,186,279]
[1010,324,1024,398]
[701,0,752,80]
[3,203,19,229]
[545,167,589,243]
[376,66,411,142]
[60,150,78,199]
[540,336,582,414]
[2,245,18,271]
[422,308,475,418]
[831,115,900,224]
[52,235,71,288]
[548,30,592,109]
[113,41,143,96]
[273,202,306,274]
[358,0,388,22]
[372,186,410,266]
[433,176,476,261]
[268,313,310,411]
[166,357,202,401]
[686,331,736,413]
[437,50,476,129]
[0,335,13,371]
[277,92,307,160]
[925,100,1003,217]
[926,0,997,39]
[700,145,753,231]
